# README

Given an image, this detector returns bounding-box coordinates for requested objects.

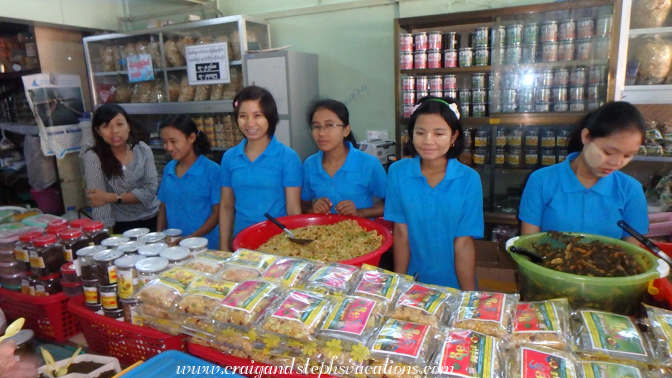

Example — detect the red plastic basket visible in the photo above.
[232,214,393,267]
[187,342,337,378]
[67,297,187,365]
[0,288,79,342]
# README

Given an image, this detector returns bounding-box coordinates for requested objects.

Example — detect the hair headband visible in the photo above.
[411,98,460,120]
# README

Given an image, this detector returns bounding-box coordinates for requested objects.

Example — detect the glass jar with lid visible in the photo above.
[15,231,43,272]
[45,223,68,238]
[473,148,488,167]
[82,221,110,246]
[114,255,146,299]
[557,148,569,163]
[83,282,99,305]
[555,129,570,148]
[541,149,557,166]
[101,236,130,248]
[507,128,523,147]
[474,130,490,148]
[76,245,107,281]
[163,229,182,245]
[160,246,190,266]
[93,249,124,286]
[138,232,167,244]
[138,243,167,257]
[495,147,505,167]
[46,219,67,230]
[59,228,89,262]
[116,241,145,256]
[525,149,539,169]
[525,129,539,148]
[30,234,64,277]
[122,228,150,241]
[35,273,62,296]
[136,257,170,288]
[540,129,556,149]
[495,130,507,147]
[507,148,522,169]
[69,218,91,230]
[179,237,208,254]
[99,284,121,310]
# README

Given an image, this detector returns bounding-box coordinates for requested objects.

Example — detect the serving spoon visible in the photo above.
[617,220,672,266]
[264,213,313,245]
[509,246,545,264]
[0,317,24,343]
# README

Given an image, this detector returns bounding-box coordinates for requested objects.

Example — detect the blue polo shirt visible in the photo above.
[384,156,484,289]
[519,152,648,239]
[158,154,221,249]
[221,136,302,236]
[301,142,387,213]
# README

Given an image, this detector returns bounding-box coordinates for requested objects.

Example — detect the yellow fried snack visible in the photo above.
[450,291,518,340]
[389,283,453,326]
[176,276,236,316]
[261,290,332,342]
[211,279,280,327]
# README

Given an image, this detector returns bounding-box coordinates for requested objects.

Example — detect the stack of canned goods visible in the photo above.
[400,73,459,117]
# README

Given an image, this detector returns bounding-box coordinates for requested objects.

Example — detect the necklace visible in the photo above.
[121,145,129,171]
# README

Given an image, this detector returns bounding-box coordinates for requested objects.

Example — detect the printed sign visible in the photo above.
[185,42,230,85]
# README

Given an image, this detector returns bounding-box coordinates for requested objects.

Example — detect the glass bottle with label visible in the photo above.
[114,255,146,300]
[15,231,43,272]
[30,235,64,277]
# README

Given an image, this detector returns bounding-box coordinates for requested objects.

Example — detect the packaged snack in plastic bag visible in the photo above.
[361,264,414,281]
[574,310,653,365]
[262,257,315,288]
[644,304,672,366]
[432,329,505,378]
[368,318,438,378]
[142,315,184,336]
[507,345,579,378]
[319,295,383,344]
[509,298,571,350]
[133,268,199,309]
[212,324,260,355]
[352,269,403,312]
[182,256,228,275]
[181,317,218,340]
[136,303,184,321]
[217,249,276,282]
[175,275,236,317]
[389,282,454,326]
[450,291,519,339]
[194,84,211,102]
[201,250,233,260]
[261,289,332,342]
[580,361,649,378]
[303,262,359,295]
[212,279,279,327]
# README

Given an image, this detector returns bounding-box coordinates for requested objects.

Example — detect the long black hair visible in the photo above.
[233,86,279,137]
[567,101,645,153]
[158,114,211,155]
[307,99,358,147]
[404,96,465,159]
[90,104,145,179]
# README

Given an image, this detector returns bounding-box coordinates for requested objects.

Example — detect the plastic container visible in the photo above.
[116,241,145,256]
[37,353,120,378]
[135,257,170,287]
[122,228,150,241]
[235,215,393,267]
[60,262,79,283]
[119,350,233,378]
[0,271,25,289]
[0,288,79,342]
[59,228,89,262]
[67,296,188,366]
[14,230,43,271]
[99,284,120,310]
[120,298,139,323]
[160,246,190,266]
[179,237,207,254]
[82,221,110,245]
[0,260,23,275]
[76,245,108,281]
[139,232,167,244]
[62,281,83,297]
[31,234,63,276]
[83,282,99,305]
[506,233,669,315]
[35,273,62,296]
[101,236,130,248]
[93,249,123,285]
[69,218,91,230]
[646,212,672,237]
[21,214,65,228]
[114,254,146,299]
[138,243,167,257]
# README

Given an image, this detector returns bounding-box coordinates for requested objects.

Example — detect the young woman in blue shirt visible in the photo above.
[219,86,302,250]
[519,101,648,242]
[156,115,221,249]
[301,99,387,217]
[384,96,484,290]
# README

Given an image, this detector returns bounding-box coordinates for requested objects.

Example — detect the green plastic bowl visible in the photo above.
[506,232,669,315]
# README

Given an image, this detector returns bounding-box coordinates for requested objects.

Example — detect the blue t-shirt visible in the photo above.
[384,156,484,289]
[519,152,649,239]
[221,136,302,236]
[158,154,221,249]
[301,142,387,213]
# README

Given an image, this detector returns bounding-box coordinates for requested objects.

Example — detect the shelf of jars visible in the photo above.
[400,112,586,126]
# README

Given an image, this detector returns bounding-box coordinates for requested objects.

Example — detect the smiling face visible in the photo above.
[581,128,642,177]
[412,113,459,162]
[237,99,269,141]
[311,107,351,152]
[96,113,130,148]
[161,125,196,162]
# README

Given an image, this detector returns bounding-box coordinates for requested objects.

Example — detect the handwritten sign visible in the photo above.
[127,54,155,83]
[185,42,230,85]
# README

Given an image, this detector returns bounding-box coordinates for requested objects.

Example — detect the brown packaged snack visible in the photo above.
[164,39,185,67]
[178,75,196,102]
[194,85,211,102]
[177,36,195,59]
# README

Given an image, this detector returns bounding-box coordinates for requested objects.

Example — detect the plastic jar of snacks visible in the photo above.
[15,231,43,272]
[59,228,89,262]
[83,282,100,305]
[116,241,145,256]
[82,221,110,246]
[60,262,79,283]
[93,249,123,286]
[160,246,190,266]
[62,281,83,297]
[35,273,62,296]
[136,257,170,288]
[99,284,121,310]
[121,298,140,323]
[138,232,167,244]
[30,235,63,277]
[138,243,167,257]
[76,245,107,281]
[101,237,130,248]
[69,218,91,230]
[122,228,150,241]
[179,237,208,254]
[0,260,23,276]
[114,255,146,299]
[163,229,182,245]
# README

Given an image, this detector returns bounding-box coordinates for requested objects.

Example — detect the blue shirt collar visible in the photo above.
[315,142,361,175]
[408,156,464,181]
[561,152,614,195]
[166,154,207,178]
[234,136,282,158]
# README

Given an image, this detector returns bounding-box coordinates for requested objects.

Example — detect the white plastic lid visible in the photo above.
[101,236,130,247]
[93,249,124,263]
[114,254,147,269]
[135,256,170,273]
[160,246,190,262]
[163,228,182,237]
[76,245,108,257]
[138,232,166,244]
[138,243,167,257]
[179,237,208,250]
[116,241,145,254]
[122,228,150,239]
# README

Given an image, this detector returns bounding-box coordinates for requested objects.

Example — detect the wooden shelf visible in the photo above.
[401,66,491,75]
[485,212,519,225]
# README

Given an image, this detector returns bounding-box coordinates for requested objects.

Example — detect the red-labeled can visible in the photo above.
[416,76,429,91]
[400,51,413,70]
[444,49,458,67]
[401,75,415,91]
[400,33,413,52]
[414,32,428,51]
[444,75,457,90]
[402,91,416,105]
[414,51,427,69]
[427,50,442,68]
[428,32,443,50]
[577,18,595,39]
[428,75,443,91]
[559,19,576,41]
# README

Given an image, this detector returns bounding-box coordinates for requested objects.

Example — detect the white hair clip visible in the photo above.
[448,102,460,120]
